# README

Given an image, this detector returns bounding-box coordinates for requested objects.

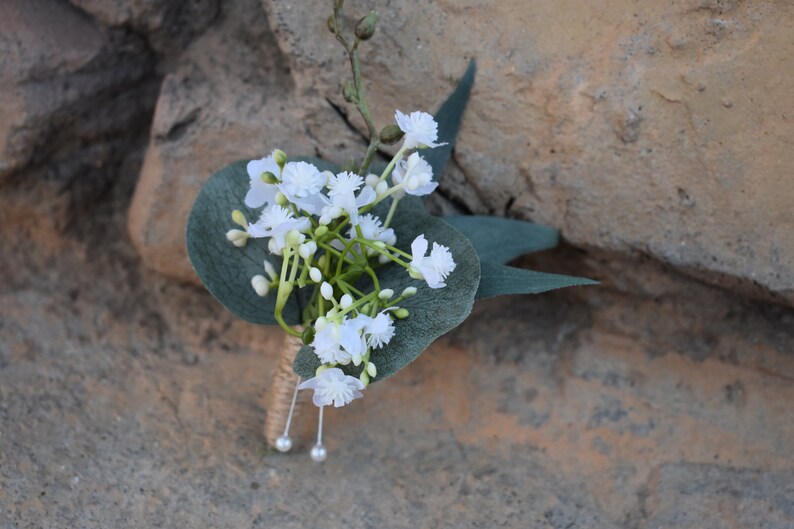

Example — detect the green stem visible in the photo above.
[383,196,400,227]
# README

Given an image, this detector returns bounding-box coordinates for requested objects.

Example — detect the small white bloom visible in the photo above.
[247,205,311,254]
[348,214,396,246]
[245,154,280,208]
[279,161,325,200]
[395,110,446,149]
[298,368,365,408]
[251,275,269,297]
[392,152,438,196]
[312,314,369,365]
[409,234,456,288]
[320,281,334,301]
[323,172,376,225]
[364,311,395,349]
[309,267,322,282]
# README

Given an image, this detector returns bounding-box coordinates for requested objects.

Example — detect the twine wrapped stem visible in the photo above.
[264,331,308,448]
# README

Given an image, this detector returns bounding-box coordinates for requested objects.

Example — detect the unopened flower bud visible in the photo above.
[379,123,405,145]
[340,294,353,309]
[268,239,280,254]
[321,282,334,301]
[319,214,332,225]
[367,362,377,378]
[275,191,288,206]
[299,241,317,259]
[273,149,287,168]
[261,171,279,184]
[315,316,329,331]
[231,210,247,228]
[375,181,389,195]
[378,289,394,300]
[372,241,386,249]
[264,259,278,281]
[342,81,357,103]
[401,286,417,297]
[309,267,322,282]
[251,275,269,297]
[393,308,410,319]
[317,254,328,268]
[364,174,379,188]
[226,229,249,247]
[359,369,370,386]
[301,327,316,345]
[286,230,305,246]
[314,225,329,238]
[326,307,338,318]
[355,11,378,41]
[378,254,390,264]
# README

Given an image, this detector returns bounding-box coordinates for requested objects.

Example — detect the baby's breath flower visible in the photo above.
[248,205,311,254]
[395,110,446,149]
[279,161,325,199]
[364,311,395,349]
[309,267,323,283]
[298,368,365,408]
[324,171,376,225]
[392,153,437,196]
[409,234,456,289]
[349,213,396,246]
[245,153,281,208]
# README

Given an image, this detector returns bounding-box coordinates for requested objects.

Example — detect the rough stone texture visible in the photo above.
[127,0,365,282]
[2,181,794,526]
[2,0,794,527]
[262,0,794,303]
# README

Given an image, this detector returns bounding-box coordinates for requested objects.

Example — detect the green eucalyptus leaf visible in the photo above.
[186,157,338,325]
[476,261,598,299]
[423,59,476,177]
[294,196,481,382]
[443,216,559,264]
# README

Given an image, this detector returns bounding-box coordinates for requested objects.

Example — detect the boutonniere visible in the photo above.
[186,1,595,462]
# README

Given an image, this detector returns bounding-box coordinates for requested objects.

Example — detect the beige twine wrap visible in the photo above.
[264,331,310,448]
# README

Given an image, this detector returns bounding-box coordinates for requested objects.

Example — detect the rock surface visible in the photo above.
[2,0,794,527]
[2,185,794,527]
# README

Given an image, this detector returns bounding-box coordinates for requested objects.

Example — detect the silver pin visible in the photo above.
[275,376,301,453]
[310,405,327,462]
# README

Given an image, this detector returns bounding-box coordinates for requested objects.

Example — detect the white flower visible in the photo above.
[392,152,438,196]
[312,314,370,365]
[348,213,397,246]
[409,234,456,288]
[298,368,365,408]
[323,172,376,225]
[279,161,325,200]
[395,110,446,149]
[247,205,311,254]
[245,154,280,208]
[364,311,395,349]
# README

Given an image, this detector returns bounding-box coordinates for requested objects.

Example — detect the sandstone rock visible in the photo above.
[128,0,367,283]
[263,0,794,303]
[0,0,156,214]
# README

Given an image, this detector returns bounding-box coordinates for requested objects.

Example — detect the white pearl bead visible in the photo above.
[310,444,327,462]
[275,435,293,453]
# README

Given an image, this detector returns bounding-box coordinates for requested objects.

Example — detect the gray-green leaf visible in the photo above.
[476,261,598,299]
[293,196,481,382]
[443,215,558,264]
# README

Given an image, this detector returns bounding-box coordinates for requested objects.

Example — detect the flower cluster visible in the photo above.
[227,111,456,408]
